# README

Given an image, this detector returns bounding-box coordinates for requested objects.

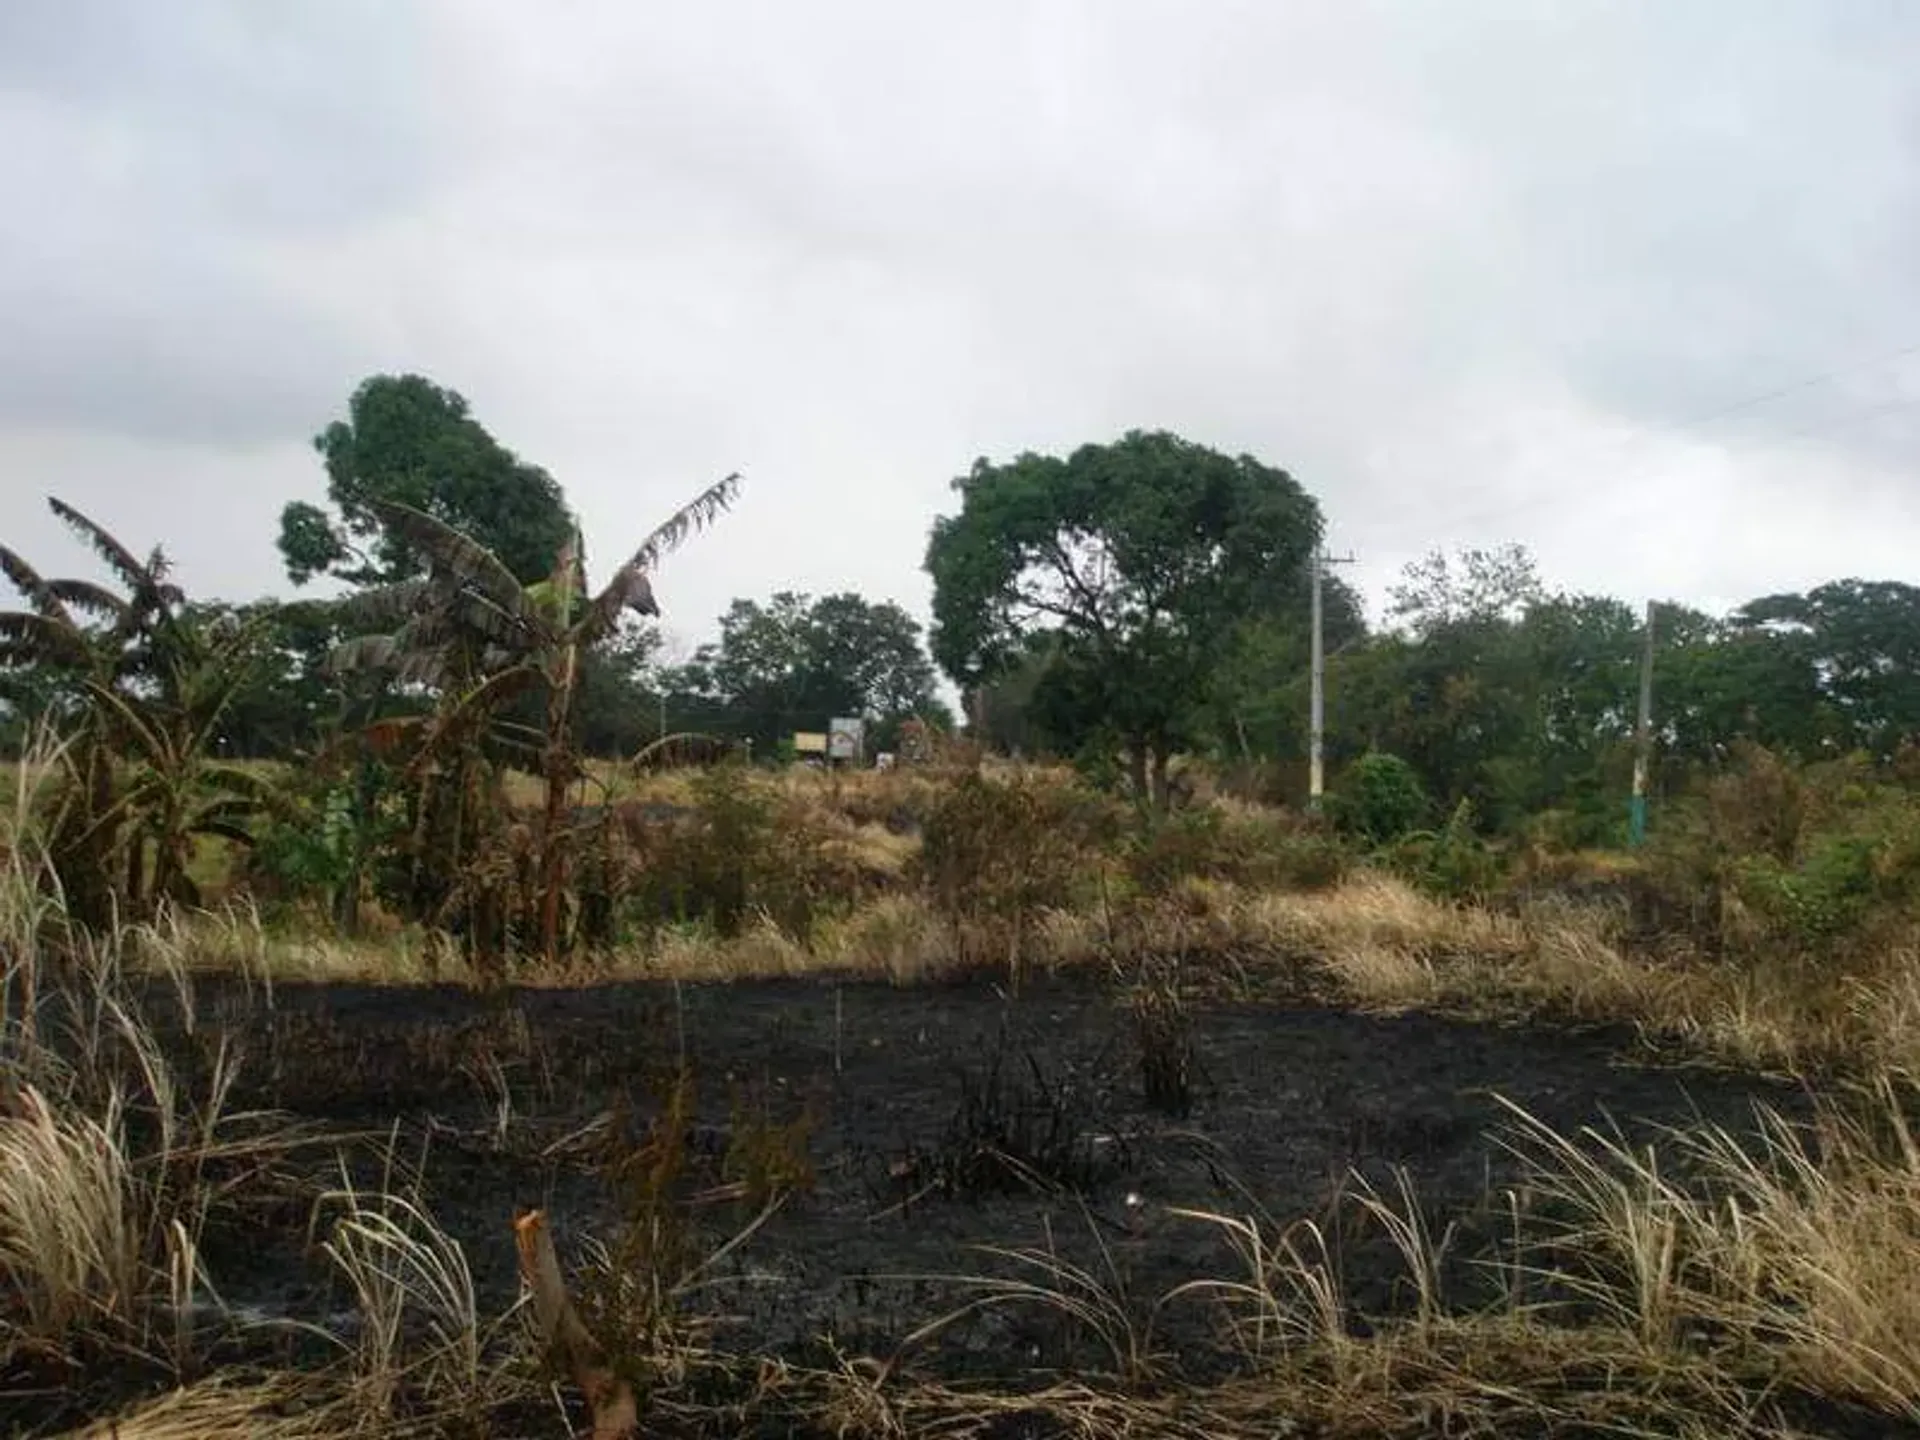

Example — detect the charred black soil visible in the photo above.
[198,977,1805,1345]
[14,971,1856,1436]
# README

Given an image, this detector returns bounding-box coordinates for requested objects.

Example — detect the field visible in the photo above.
[8,762,1920,1438]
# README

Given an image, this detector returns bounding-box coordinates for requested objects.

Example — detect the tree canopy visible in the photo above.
[668,590,948,754]
[278,373,577,588]
[925,429,1322,804]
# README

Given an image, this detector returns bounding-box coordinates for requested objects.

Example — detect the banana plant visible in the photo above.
[330,474,740,966]
[1,499,277,923]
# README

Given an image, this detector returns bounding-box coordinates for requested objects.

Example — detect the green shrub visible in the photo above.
[1382,798,1502,901]
[1123,803,1350,894]
[625,762,846,940]
[1331,752,1431,846]
[1638,744,1920,961]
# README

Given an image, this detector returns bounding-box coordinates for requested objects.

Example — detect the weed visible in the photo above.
[916,1028,1122,1201]
[1121,955,1195,1118]
[914,770,1105,987]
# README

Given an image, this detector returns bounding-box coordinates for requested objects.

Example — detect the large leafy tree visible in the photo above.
[1654,604,1832,770]
[278,373,577,588]
[1330,548,1645,836]
[1207,567,1368,770]
[678,590,945,753]
[925,430,1322,807]
[1736,580,1920,760]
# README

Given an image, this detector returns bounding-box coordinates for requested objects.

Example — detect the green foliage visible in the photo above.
[625,763,849,941]
[1207,570,1367,777]
[1,499,278,924]
[667,590,947,754]
[246,757,401,930]
[250,782,359,902]
[1636,743,1920,962]
[1331,752,1431,846]
[324,475,738,968]
[1122,803,1349,894]
[1381,798,1502,902]
[925,430,1322,808]
[279,373,577,588]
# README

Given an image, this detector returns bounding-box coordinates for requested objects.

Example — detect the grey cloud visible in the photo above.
[2,0,1918,630]
[0,0,434,445]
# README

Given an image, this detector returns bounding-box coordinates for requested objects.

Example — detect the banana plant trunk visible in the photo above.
[538,641,579,968]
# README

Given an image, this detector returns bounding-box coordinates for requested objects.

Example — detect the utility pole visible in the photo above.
[1308,548,1356,810]
[1629,599,1657,847]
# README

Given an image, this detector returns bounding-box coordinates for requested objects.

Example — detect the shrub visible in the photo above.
[1332,752,1431,846]
[1382,798,1503,902]
[913,770,1106,979]
[1637,744,1920,962]
[1123,802,1350,895]
[624,762,850,942]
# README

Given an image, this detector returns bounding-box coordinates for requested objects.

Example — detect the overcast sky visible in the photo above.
[3,0,1918,656]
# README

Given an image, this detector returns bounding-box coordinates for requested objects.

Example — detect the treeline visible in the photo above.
[929,432,1920,843]
[1,375,950,763]
[5,376,1916,856]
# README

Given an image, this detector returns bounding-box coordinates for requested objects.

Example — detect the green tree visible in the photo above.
[185,597,347,759]
[278,373,576,588]
[572,617,661,757]
[1387,543,1544,636]
[681,590,947,753]
[1331,548,1644,837]
[1654,604,1831,771]
[925,430,1322,808]
[1209,567,1367,769]
[1738,580,1920,759]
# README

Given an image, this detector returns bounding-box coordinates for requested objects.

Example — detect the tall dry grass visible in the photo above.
[0,730,534,1434]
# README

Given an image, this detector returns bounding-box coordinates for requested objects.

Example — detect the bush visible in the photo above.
[1382,798,1502,902]
[1637,743,1920,962]
[624,762,851,941]
[913,770,1107,977]
[1331,752,1431,846]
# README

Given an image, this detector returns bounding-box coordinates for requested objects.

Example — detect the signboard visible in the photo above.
[827,716,865,763]
[792,731,828,755]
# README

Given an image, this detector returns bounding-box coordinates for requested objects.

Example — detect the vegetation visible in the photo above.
[7,375,1920,1436]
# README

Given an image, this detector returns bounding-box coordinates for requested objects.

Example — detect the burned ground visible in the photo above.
[108,970,1819,1401]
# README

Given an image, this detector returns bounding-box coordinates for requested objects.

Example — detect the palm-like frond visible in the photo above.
[326,633,401,677]
[410,666,541,771]
[189,817,259,847]
[46,578,132,623]
[0,610,94,669]
[333,577,441,630]
[194,763,283,803]
[447,589,532,646]
[0,546,77,625]
[605,473,741,581]
[83,681,176,770]
[47,498,156,596]
[576,568,658,647]
[326,629,459,690]
[369,500,528,614]
[576,473,739,645]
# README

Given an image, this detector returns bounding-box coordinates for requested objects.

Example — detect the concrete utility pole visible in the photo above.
[1308,549,1356,810]
[1629,599,1657,847]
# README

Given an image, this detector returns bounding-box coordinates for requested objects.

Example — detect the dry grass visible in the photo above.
[16,747,1920,1434]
